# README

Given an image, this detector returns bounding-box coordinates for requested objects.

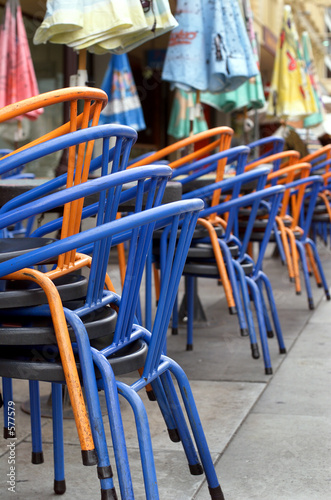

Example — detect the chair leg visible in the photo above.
[295,240,315,309]
[171,294,179,336]
[51,383,66,495]
[219,241,249,336]
[2,377,15,438]
[186,275,195,351]
[306,238,330,301]
[145,247,153,331]
[245,276,273,374]
[93,352,135,500]
[150,377,181,442]
[232,260,260,359]
[276,219,294,276]
[29,380,44,465]
[305,242,322,287]
[160,372,203,475]
[116,381,159,500]
[256,280,274,339]
[164,359,225,500]
[285,228,301,294]
[64,310,119,499]
[258,272,286,354]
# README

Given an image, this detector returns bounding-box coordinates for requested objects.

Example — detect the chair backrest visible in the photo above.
[0,87,108,157]
[245,149,301,173]
[129,126,233,172]
[195,169,285,274]
[0,124,138,274]
[266,162,312,225]
[245,136,285,165]
[178,145,251,225]
[299,144,331,180]
[0,175,203,377]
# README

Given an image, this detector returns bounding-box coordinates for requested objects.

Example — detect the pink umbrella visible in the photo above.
[0,0,42,120]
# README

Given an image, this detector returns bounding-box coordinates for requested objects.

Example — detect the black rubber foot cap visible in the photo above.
[317,283,323,288]
[267,330,274,339]
[228,306,237,315]
[54,479,66,495]
[146,389,157,401]
[251,343,260,359]
[265,367,273,375]
[279,348,287,354]
[168,428,181,442]
[189,463,204,475]
[240,328,249,337]
[172,327,178,335]
[81,448,98,466]
[308,298,315,310]
[296,291,302,296]
[289,277,295,283]
[97,465,113,480]
[101,487,118,500]
[186,344,193,351]
[208,485,225,500]
[3,428,15,439]
[32,451,44,464]
[326,292,331,301]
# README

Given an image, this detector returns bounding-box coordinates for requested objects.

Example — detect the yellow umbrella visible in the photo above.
[267,4,318,120]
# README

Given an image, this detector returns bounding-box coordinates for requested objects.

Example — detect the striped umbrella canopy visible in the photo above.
[302,31,324,128]
[167,88,208,139]
[33,0,177,55]
[0,0,42,119]
[99,53,146,131]
[266,4,318,120]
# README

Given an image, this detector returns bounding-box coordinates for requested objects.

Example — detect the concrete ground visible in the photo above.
[0,243,331,499]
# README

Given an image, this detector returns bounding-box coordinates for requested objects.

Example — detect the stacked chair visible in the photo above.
[164,154,287,374]
[298,145,331,247]
[0,87,109,465]
[245,144,330,310]
[0,92,226,499]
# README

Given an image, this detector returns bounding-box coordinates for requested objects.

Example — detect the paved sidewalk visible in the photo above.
[0,246,330,499]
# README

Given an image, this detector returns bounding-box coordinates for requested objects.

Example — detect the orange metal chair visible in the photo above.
[0,87,109,465]
[0,86,107,156]
[129,127,234,171]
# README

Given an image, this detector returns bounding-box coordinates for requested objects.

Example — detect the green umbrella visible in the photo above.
[302,31,324,128]
[167,88,208,139]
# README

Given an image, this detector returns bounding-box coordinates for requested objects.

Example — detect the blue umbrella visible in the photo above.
[99,53,146,131]
[162,0,258,93]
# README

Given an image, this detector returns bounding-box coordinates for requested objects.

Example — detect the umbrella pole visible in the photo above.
[71,49,88,87]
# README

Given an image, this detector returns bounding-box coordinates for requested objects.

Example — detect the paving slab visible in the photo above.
[196,413,331,500]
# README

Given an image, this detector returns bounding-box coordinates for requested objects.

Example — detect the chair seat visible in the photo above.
[0,338,147,381]
[186,241,239,259]
[153,224,225,242]
[0,237,55,262]
[311,213,331,222]
[183,259,254,278]
[0,273,88,308]
[0,303,117,345]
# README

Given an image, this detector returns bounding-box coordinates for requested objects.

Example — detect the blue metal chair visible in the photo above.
[0,157,185,498]
[245,136,285,165]
[0,124,150,497]
[169,165,286,374]
[0,171,224,499]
